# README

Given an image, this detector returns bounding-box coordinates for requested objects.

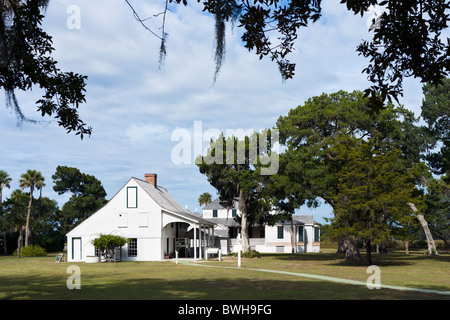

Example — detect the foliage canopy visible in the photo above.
[164,0,450,110]
[0,0,90,137]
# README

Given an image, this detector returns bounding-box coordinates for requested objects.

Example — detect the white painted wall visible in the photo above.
[203,207,237,219]
[67,178,164,262]
[204,205,321,254]
[224,223,319,254]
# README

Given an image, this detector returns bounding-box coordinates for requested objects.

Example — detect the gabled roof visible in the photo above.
[203,198,317,226]
[133,178,214,226]
[292,215,315,225]
[203,198,239,210]
[204,217,241,227]
[205,215,315,227]
[269,213,316,225]
[67,177,214,236]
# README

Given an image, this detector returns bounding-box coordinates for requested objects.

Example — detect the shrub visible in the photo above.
[243,250,261,258]
[13,245,47,257]
[232,250,261,258]
[92,234,128,262]
[92,234,128,251]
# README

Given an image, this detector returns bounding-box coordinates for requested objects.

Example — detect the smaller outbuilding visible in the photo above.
[66,174,215,262]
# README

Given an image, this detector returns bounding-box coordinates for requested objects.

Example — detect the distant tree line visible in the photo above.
[0,166,106,255]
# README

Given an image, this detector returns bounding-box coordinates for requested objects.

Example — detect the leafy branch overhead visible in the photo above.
[131,0,449,110]
[2,1,448,135]
[0,0,91,138]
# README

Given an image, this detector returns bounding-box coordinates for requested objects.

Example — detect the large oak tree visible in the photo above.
[196,131,277,252]
[276,90,426,261]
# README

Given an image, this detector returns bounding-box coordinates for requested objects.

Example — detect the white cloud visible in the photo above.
[125,123,170,143]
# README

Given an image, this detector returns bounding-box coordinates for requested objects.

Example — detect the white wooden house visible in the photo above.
[66,174,215,262]
[202,198,320,254]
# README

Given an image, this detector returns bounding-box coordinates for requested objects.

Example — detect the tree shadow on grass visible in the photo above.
[0,271,448,300]
[261,250,450,267]
[260,252,411,267]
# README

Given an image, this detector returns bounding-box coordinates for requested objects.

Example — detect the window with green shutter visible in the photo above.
[277,226,284,239]
[213,209,218,217]
[127,186,137,208]
[232,209,237,217]
[298,226,304,242]
[314,227,320,242]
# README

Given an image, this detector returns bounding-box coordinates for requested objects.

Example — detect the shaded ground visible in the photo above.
[0,249,449,300]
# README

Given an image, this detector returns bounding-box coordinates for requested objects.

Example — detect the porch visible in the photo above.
[162,217,218,260]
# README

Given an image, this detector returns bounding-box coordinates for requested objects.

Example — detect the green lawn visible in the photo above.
[0,247,449,300]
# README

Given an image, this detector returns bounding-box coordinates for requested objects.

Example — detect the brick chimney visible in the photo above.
[144,173,157,187]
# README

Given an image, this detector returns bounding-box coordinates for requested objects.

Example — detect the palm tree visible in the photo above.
[19,170,45,247]
[0,170,12,204]
[5,189,29,258]
[0,170,12,254]
[198,192,212,207]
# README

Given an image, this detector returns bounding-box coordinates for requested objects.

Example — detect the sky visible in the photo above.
[0,0,429,224]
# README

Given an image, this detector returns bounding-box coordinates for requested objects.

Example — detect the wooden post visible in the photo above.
[199,224,202,260]
[203,225,207,257]
[237,233,242,267]
[208,226,211,247]
[238,247,241,267]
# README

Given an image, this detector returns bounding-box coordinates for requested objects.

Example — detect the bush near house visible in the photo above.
[13,245,47,257]
[92,234,128,262]
[231,250,261,258]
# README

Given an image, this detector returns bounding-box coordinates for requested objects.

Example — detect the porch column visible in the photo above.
[208,226,211,247]
[194,223,197,260]
[199,223,202,260]
[204,225,208,248]
[294,224,297,253]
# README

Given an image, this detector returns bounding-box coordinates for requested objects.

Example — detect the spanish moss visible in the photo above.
[213,0,242,83]
[213,11,226,83]
[5,90,38,127]
[159,33,168,68]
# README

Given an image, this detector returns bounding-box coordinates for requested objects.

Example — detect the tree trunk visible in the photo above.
[25,190,33,247]
[408,202,439,255]
[336,238,346,254]
[404,240,409,255]
[365,239,373,266]
[430,228,450,249]
[0,190,6,255]
[344,236,363,262]
[290,215,295,253]
[17,227,23,258]
[2,232,7,255]
[441,237,450,249]
[417,214,439,255]
[238,190,251,253]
